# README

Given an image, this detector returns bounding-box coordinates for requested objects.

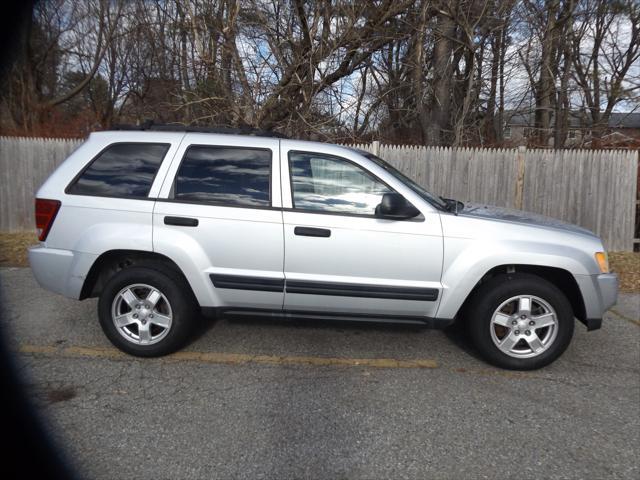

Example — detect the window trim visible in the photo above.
[287,150,423,221]
[155,197,279,212]
[282,206,424,222]
[170,144,273,208]
[65,142,171,200]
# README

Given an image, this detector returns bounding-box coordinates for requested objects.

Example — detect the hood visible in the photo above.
[460,202,596,237]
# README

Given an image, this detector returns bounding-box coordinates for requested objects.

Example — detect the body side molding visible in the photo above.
[210,274,285,292]
[209,274,438,301]
[285,279,438,301]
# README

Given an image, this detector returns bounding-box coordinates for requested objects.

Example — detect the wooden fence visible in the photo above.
[350,142,638,251]
[0,137,82,233]
[0,136,637,250]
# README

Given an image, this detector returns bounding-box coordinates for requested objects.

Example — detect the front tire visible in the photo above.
[466,273,574,370]
[98,266,196,357]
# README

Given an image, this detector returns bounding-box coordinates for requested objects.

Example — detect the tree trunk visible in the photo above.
[485,29,501,145]
[426,12,455,146]
[534,0,559,147]
[497,23,507,144]
[412,1,430,145]
[554,41,572,148]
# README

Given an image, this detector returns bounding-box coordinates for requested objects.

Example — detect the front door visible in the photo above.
[280,143,443,318]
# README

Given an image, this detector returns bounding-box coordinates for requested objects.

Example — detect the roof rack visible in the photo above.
[111,121,288,139]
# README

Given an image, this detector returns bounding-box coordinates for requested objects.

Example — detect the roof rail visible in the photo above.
[111,121,288,139]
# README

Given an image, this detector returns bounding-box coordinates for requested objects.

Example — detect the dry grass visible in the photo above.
[1,232,638,292]
[0,232,37,267]
[609,252,640,293]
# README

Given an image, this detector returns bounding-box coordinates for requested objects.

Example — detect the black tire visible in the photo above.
[98,266,197,357]
[466,273,574,370]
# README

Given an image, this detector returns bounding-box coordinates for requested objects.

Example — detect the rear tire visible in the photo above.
[466,273,574,370]
[98,266,197,357]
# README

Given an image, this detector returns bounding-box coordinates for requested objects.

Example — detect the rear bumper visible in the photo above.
[575,273,618,331]
[28,246,97,299]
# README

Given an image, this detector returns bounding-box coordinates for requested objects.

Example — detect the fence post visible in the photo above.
[635,150,640,251]
[514,146,527,210]
[371,140,380,156]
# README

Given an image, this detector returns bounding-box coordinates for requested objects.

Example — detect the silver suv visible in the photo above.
[29,128,618,369]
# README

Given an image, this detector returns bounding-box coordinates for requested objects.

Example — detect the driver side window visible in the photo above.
[289,151,393,215]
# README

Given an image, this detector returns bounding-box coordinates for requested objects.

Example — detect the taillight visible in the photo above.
[35,198,61,241]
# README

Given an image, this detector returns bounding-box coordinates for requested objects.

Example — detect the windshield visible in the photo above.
[358,151,449,210]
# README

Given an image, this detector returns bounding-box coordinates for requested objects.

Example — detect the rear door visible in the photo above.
[153,134,284,309]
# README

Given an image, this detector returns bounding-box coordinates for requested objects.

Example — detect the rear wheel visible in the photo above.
[467,273,574,370]
[98,267,196,357]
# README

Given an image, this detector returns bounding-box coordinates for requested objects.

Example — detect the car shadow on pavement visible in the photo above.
[442,319,485,362]
[191,310,222,342]
[187,307,490,367]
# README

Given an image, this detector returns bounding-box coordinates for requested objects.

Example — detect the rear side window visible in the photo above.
[173,146,271,207]
[67,143,169,198]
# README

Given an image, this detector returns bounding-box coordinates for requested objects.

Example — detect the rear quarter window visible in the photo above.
[67,143,169,198]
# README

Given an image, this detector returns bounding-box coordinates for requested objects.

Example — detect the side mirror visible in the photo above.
[441,197,465,215]
[375,192,420,220]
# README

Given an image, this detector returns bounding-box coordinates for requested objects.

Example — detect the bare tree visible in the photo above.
[571,0,640,145]
[0,0,636,146]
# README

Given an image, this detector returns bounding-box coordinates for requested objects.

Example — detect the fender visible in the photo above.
[435,237,600,319]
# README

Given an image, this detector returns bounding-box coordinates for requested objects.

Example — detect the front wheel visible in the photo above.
[98,266,196,357]
[466,273,574,370]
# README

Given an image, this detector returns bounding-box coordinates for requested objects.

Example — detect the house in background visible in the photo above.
[503,111,640,148]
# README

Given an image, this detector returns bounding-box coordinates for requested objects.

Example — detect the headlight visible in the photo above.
[595,252,609,273]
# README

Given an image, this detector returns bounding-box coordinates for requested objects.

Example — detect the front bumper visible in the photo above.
[596,273,619,311]
[575,272,619,331]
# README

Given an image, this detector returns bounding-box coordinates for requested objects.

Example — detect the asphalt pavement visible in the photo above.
[1,267,638,480]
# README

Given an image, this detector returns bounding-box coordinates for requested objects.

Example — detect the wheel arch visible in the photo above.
[456,264,586,322]
[80,250,198,304]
